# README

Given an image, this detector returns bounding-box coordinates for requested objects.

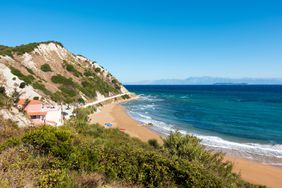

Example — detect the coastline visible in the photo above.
[89,100,282,188]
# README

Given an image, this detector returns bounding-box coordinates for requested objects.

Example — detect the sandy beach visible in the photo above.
[89,102,282,188]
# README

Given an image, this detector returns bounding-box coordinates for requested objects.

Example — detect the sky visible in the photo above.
[0,0,282,83]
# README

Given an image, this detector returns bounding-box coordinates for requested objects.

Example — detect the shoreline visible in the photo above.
[89,100,282,188]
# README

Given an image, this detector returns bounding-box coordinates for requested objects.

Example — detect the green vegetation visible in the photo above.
[0,108,263,188]
[51,75,79,103]
[50,70,119,103]
[122,94,130,100]
[82,70,118,96]
[63,61,82,77]
[19,82,26,89]
[10,67,34,84]
[95,67,101,73]
[59,86,77,97]
[33,96,40,100]
[51,74,74,85]
[32,82,52,95]
[0,45,9,51]
[1,41,122,105]
[0,88,10,108]
[26,67,35,75]
[40,63,52,72]
[0,41,63,56]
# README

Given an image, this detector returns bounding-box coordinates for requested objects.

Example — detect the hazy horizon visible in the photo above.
[125,76,282,85]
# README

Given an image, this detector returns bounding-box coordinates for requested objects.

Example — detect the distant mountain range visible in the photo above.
[126,77,282,85]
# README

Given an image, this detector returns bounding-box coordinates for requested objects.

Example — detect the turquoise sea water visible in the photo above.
[122,85,282,166]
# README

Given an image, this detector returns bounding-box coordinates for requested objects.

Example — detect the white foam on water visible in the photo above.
[125,106,282,166]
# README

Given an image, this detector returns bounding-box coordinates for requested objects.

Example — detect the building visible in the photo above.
[17,99,63,126]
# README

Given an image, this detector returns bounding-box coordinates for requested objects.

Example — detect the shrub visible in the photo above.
[0,41,64,56]
[63,61,81,77]
[59,86,77,97]
[51,74,74,85]
[95,67,101,73]
[33,96,39,100]
[38,169,73,188]
[0,86,5,94]
[26,67,34,75]
[19,82,26,89]
[78,98,85,104]
[0,113,260,188]
[40,64,52,72]
[122,94,130,100]
[22,126,73,159]
[32,82,51,95]
[148,139,160,149]
[10,67,34,84]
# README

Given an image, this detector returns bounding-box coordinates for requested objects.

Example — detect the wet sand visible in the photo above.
[89,102,282,188]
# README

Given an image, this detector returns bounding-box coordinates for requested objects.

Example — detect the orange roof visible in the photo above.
[18,99,42,105]
[27,111,47,116]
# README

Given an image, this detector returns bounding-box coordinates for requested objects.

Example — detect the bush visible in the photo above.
[32,82,51,95]
[95,67,101,73]
[63,61,81,77]
[33,96,39,100]
[78,98,85,104]
[0,114,260,188]
[0,86,5,94]
[26,67,34,75]
[19,82,26,89]
[51,74,74,85]
[122,94,130,100]
[38,169,73,188]
[22,126,73,159]
[148,139,160,148]
[0,41,64,56]
[40,64,52,72]
[10,67,34,84]
[59,86,77,97]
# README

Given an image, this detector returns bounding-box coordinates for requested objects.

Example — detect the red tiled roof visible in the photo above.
[18,99,42,105]
[27,111,47,116]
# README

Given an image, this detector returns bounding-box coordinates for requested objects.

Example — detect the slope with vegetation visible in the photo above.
[0,41,127,104]
[0,106,264,188]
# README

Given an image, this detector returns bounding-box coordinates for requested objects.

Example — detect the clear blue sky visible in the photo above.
[1,0,282,83]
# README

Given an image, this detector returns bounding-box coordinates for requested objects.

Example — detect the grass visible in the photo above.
[0,107,264,188]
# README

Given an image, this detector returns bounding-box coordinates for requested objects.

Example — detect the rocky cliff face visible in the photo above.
[0,41,127,104]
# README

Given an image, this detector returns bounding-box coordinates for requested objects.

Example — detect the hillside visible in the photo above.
[0,107,263,188]
[0,41,127,104]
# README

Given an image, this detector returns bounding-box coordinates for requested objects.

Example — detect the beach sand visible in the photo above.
[89,102,282,188]
[90,102,163,143]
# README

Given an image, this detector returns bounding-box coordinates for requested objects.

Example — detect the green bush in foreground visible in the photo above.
[0,108,264,188]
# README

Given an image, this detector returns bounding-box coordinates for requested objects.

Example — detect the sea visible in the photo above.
[122,85,282,166]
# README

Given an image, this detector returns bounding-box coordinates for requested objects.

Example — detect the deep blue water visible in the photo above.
[122,85,282,165]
